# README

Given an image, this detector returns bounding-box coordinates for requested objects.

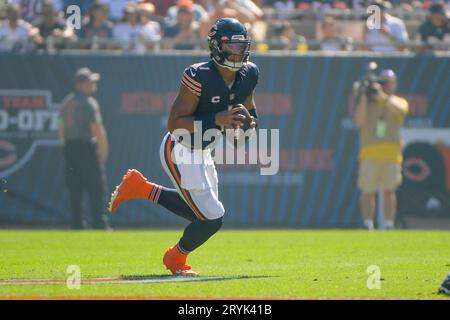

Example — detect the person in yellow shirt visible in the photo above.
[354,69,409,230]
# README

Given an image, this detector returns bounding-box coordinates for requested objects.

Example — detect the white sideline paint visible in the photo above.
[0,275,264,286]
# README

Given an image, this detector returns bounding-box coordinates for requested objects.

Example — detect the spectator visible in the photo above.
[163,1,200,49]
[107,0,139,21]
[351,0,367,11]
[0,4,43,53]
[197,0,218,13]
[142,0,175,17]
[137,2,162,52]
[113,3,142,51]
[9,0,63,23]
[78,1,114,49]
[165,0,208,26]
[363,0,409,52]
[418,3,450,51]
[311,0,333,13]
[234,0,264,20]
[59,67,110,230]
[269,0,299,19]
[270,21,306,50]
[395,0,415,12]
[311,0,350,16]
[35,1,75,50]
[63,0,95,17]
[319,15,353,51]
[199,0,262,39]
[294,0,313,9]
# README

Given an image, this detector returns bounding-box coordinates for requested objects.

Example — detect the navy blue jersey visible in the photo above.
[179,60,259,149]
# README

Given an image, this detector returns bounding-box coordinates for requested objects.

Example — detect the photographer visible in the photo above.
[353,69,409,230]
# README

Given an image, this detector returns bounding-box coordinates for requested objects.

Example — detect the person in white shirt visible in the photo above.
[137,2,162,52]
[0,4,43,52]
[363,0,409,52]
[107,0,139,22]
[112,3,142,52]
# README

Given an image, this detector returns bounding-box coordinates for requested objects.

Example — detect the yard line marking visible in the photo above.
[0,275,271,286]
[0,295,406,300]
[0,295,316,300]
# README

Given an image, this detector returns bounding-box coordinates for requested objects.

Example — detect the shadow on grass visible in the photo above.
[120,275,276,283]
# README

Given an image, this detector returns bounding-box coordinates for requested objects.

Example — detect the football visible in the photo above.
[232,104,253,131]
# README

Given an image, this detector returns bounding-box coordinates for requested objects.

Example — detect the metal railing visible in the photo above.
[1,35,448,55]
[262,7,430,21]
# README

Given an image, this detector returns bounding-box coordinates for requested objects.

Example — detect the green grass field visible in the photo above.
[1,230,449,299]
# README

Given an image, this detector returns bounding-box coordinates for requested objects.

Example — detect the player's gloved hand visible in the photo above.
[215,106,246,129]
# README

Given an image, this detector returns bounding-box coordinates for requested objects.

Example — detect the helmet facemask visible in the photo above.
[220,40,251,71]
[209,36,251,72]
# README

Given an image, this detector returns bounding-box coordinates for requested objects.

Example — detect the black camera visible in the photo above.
[354,61,390,102]
[359,61,384,101]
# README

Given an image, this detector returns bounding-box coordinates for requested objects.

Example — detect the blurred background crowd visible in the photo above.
[0,0,449,54]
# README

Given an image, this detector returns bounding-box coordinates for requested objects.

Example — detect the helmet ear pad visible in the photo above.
[209,38,226,65]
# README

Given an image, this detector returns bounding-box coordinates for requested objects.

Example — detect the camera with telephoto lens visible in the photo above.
[357,61,392,102]
[361,61,381,101]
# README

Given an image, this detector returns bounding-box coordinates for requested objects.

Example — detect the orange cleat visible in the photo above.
[108,169,154,212]
[163,245,198,277]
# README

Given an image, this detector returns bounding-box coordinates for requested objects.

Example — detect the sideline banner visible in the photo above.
[0,53,448,227]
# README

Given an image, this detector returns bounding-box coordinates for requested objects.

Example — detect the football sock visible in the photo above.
[178,217,223,253]
[151,186,197,222]
[175,242,190,256]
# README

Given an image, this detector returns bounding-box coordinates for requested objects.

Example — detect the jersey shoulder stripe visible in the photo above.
[184,73,202,87]
[181,78,201,96]
[183,67,203,87]
[181,77,201,93]
[182,73,202,89]
[181,62,209,97]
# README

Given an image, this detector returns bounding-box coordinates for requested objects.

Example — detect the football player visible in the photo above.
[109,18,259,276]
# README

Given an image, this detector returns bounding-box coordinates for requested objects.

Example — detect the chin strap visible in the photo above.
[223,60,243,71]
[213,57,246,72]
